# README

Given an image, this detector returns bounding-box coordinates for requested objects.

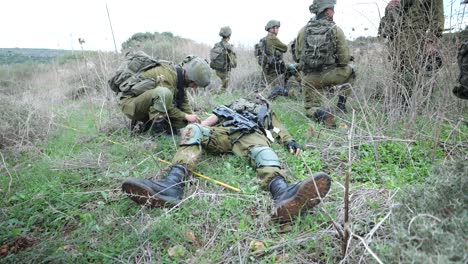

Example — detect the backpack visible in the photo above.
[300,19,337,72]
[210,42,227,71]
[254,38,269,67]
[108,51,160,94]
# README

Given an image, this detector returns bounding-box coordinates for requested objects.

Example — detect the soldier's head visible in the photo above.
[219,26,232,39]
[182,55,211,88]
[265,20,281,35]
[310,0,336,19]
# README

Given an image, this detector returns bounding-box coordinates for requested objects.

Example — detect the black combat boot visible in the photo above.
[337,95,348,113]
[269,172,331,222]
[122,164,188,207]
[313,109,336,129]
[268,86,289,100]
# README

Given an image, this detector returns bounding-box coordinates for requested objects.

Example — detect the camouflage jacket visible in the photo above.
[141,64,193,120]
[265,33,288,61]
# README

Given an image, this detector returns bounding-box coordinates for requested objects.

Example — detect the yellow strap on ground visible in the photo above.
[105,138,242,193]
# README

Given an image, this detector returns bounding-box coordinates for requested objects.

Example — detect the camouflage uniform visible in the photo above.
[214,40,237,90]
[261,21,288,87]
[122,96,332,222]
[173,109,293,189]
[211,26,237,91]
[118,56,211,131]
[379,0,444,105]
[295,1,354,119]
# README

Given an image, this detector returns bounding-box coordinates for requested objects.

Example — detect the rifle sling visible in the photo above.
[175,65,185,110]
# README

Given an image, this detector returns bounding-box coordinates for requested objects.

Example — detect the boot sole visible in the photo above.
[122,179,180,207]
[274,172,331,222]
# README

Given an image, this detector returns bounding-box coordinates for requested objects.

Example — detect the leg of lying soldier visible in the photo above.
[232,132,331,222]
[122,124,229,206]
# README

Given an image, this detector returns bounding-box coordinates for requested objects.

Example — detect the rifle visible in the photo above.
[212,105,262,144]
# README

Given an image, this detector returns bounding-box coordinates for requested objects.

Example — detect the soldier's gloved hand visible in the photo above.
[286,140,302,156]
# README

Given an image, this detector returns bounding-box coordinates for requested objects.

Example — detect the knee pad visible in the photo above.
[180,123,211,146]
[151,86,173,112]
[250,146,281,168]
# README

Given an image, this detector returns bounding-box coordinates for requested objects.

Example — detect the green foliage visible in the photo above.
[0,48,73,65]
[376,162,468,263]
[351,142,442,188]
[121,31,177,51]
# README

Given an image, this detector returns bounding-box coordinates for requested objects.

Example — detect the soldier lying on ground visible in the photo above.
[122,95,331,222]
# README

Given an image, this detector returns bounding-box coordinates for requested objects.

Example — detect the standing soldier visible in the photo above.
[294,0,355,128]
[210,26,237,92]
[109,52,212,134]
[379,0,444,107]
[255,20,288,88]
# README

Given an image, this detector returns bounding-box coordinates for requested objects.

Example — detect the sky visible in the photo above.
[1,0,467,51]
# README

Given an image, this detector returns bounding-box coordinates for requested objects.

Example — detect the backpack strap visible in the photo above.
[174,65,185,110]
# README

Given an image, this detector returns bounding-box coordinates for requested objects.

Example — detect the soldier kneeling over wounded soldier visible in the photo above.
[122,95,331,222]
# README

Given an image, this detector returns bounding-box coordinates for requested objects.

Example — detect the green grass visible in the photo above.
[0,95,466,263]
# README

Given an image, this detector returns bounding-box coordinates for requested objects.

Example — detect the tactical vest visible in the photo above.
[255,37,285,74]
[300,19,337,73]
[228,97,273,130]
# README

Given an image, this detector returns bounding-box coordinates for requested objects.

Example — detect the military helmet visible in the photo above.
[183,55,211,88]
[265,20,281,31]
[309,0,336,14]
[219,26,232,38]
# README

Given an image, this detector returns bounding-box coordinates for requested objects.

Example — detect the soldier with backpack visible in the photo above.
[294,0,355,128]
[255,20,288,88]
[121,94,332,222]
[210,26,237,92]
[108,51,212,134]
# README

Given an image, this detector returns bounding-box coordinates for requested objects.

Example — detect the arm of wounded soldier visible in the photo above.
[271,113,294,144]
[201,114,219,127]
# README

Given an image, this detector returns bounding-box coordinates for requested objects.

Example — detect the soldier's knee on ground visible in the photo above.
[180,123,211,146]
[151,86,174,112]
[249,146,281,168]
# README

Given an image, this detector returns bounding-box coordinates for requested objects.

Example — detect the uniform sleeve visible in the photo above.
[295,27,305,62]
[335,26,350,66]
[144,65,191,120]
[268,35,288,54]
[271,112,294,144]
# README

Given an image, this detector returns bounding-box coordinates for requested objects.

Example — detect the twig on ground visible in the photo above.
[342,110,355,257]
[0,151,13,194]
